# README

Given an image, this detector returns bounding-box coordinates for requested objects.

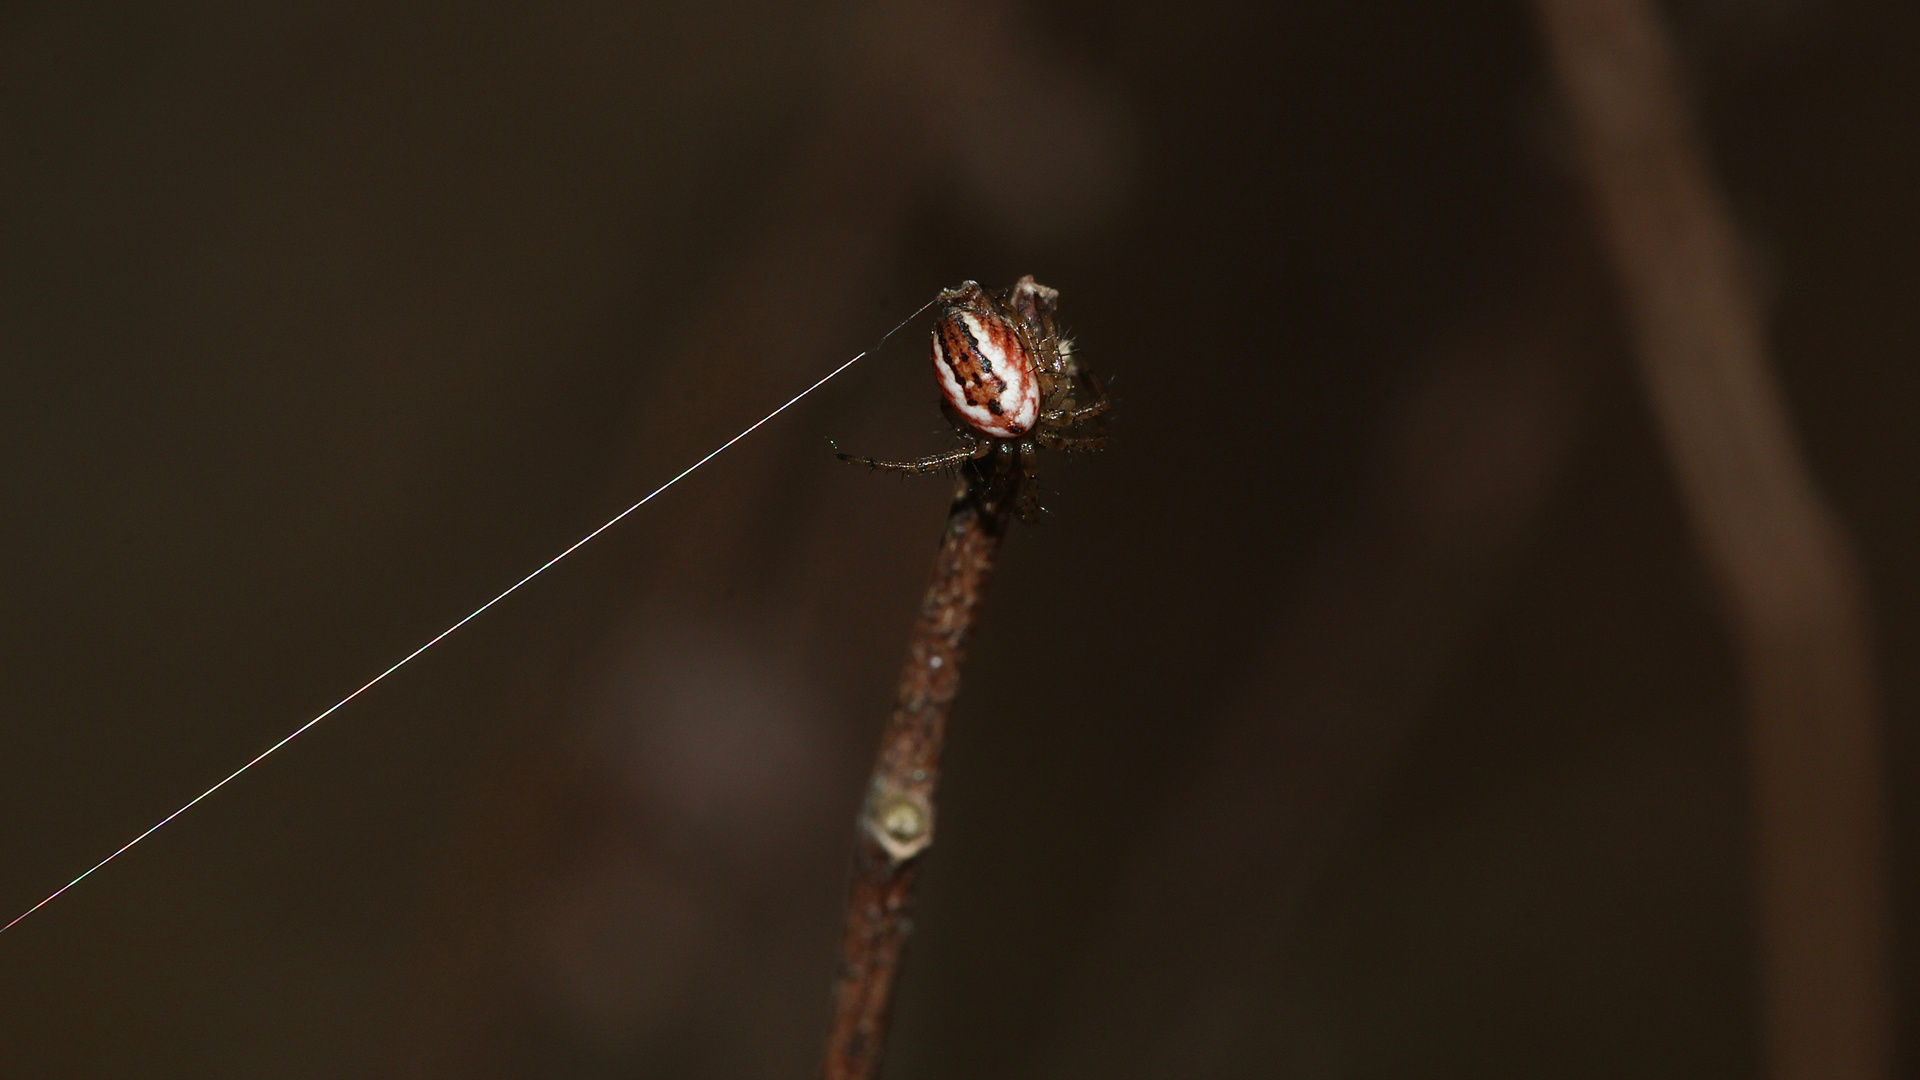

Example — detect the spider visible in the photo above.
[837,275,1109,520]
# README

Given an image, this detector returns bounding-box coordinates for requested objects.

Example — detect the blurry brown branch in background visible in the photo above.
[1535,2,1893,1078]
[820,469,1015,1080]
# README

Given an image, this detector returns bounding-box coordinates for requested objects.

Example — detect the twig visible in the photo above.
[819,463,1015,1080]
[1534,3,1891,1078]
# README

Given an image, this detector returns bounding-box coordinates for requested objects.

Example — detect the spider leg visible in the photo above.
[836,441,987,475]
[1040,399,1111,424]
[1009,276,1060,322]
[1036,433,1109,452]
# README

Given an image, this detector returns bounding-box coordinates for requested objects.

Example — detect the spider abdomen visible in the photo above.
[930,306,1040,439]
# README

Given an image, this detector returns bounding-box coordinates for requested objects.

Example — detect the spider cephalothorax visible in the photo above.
[838,276,1109,520]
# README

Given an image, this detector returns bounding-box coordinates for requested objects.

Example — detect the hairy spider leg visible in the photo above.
[836,441,989,474]
[1040,399,1110,425]
[1036,433,1109,452]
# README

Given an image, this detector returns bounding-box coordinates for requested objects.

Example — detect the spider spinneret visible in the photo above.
[837,275,1109,520]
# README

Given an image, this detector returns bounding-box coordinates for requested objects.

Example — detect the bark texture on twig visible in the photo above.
[820,468,1014,1080]
[1534,3,1892,1078]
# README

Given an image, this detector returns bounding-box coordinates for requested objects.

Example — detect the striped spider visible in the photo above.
[837,276,1109,520]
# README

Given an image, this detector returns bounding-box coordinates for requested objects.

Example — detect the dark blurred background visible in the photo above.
[3,1,1916,1076]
